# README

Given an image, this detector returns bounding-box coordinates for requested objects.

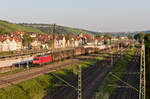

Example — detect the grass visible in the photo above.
[0,49,40,56]
[95,47,136,99]
[0,51,14,56]
[0,20,42,33]
[145,46,150,99]
[0,68,26,77]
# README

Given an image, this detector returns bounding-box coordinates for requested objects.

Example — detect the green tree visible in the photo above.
[22,34,33,48]
[127,35,133,39]
[0,27,10,35]
[95,34,102,38]
[140,32,145,40]
[104,40,108,45]
[65,34,69,41]
[103,34,112,44]
[144,34,150,48]
[103,34,111,39]
[134,32,145,42]
[117,35,120,39]
[48,40,52,48]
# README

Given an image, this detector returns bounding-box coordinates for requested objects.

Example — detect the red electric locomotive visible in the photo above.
[33,54,52,65]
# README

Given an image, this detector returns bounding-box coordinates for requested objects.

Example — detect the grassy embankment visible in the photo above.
[0,68,26,77]
[94,47,136,99]
[145,47,150,99]
[144,34,150,99]
[0,49,119,99]
[0,50,34,56]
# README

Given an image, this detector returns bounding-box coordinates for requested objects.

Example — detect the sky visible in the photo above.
[0,0,150,32]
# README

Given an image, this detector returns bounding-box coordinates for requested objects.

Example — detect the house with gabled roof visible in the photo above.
[0,34,22,52]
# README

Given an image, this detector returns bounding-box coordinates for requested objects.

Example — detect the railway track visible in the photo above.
[0,55,92,88]
[43,48,127,99]
[109,49,140,99]
[0,48,115,88]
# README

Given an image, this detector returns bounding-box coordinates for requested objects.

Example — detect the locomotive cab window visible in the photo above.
[33,58,39,60]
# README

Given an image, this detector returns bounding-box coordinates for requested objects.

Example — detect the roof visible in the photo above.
[0,35,22,42]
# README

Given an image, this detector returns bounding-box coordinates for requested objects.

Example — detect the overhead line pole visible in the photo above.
[139,40,146,99]
[78,65,82,99]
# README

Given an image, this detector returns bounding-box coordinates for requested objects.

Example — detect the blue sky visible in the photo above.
[0,0,150,32]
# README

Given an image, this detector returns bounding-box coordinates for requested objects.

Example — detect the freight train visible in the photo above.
[33,45,114,65]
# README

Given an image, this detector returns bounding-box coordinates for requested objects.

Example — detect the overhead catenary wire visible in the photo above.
[50,73,78,91]
[109,72,139,92]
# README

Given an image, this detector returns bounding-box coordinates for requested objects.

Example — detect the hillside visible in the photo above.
[18,23,97,35]
[0,20,97,35]
[0,20,43,34]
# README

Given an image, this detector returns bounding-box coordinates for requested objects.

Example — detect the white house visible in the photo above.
[0,42,2,52]
[0,35,22,52]
[9,39,17,51]
[2,39,9,51]
[31,40,41,49]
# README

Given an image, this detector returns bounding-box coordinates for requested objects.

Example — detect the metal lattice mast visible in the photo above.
[139,40,146,99]
[52,23,56,54]
[111,53,113,66]
[78,65,82,99]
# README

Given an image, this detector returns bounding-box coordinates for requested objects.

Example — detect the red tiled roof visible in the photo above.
[0,35,7,42]
[13,35,22,42]
[9,37,13,41]
[12,30,25,35]
[75,37,81,41]
[0,35,22,42]
[35,34,52,43]
[95,37,109,42]
[81,34,92,41]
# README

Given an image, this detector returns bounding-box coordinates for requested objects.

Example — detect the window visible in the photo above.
[33,58,39,60]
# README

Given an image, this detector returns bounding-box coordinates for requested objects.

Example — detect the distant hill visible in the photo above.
[0,20,43,34]
[18,23,97,35]
[143,30,150,34]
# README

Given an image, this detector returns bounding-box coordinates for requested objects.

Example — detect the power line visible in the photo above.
[109,72,139,92]
[50,73,78,91]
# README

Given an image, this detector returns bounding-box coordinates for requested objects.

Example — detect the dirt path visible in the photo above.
[109,50,140,99]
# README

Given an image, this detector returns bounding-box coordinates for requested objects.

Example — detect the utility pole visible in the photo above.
[118,39,119,50]
[51,23,56,54]
[78,65,82,99]
[111,53,113,66]
[139,39,146,99]
[27,49,29,69]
